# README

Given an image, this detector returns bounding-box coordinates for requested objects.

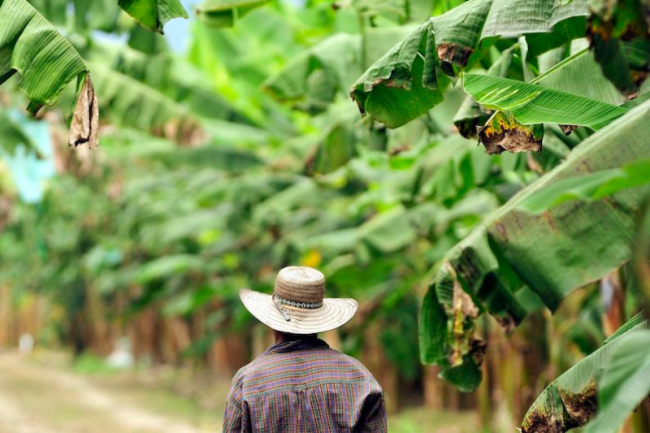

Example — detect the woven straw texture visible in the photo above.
[239,266,358,334]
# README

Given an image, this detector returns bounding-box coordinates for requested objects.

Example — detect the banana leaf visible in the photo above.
[584,330,650,433]
[350,0,590,128]
[532,49,626,106]
[118,0,188,34]
[150,145,263,173]
[264,34,361,110]
[27,0,120,31]
[0,0,87,114]
[462,48,629,153]
[462,74,627,130]
[452,45,524,139]
[521,316,649,433]
[420,99,650,391]
[195,0,269,28]
[90,63,201,144]
[265,28,415,112]
[518,159,650,214]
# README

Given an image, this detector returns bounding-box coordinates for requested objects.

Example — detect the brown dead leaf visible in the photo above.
[478,111,543,155]
[68,74,99,149]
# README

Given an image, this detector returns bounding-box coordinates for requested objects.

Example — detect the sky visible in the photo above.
[164,0,200,53]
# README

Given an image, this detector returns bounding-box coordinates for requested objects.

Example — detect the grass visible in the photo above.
[390,407,480,433]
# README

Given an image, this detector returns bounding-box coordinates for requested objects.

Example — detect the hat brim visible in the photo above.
[239,289,358,335]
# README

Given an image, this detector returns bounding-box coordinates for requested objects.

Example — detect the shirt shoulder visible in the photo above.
[238,345,382,393]
[330,349,382,388]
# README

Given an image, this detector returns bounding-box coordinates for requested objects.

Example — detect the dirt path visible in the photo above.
[0,352,200,433]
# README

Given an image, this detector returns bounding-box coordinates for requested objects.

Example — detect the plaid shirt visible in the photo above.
[223,337,387,432]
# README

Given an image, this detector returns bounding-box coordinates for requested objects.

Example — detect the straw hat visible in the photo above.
[240,266,358,334]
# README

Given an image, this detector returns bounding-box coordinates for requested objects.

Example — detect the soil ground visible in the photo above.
[0,350,478,433]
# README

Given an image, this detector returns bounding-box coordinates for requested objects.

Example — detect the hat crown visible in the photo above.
[274,266,325,304]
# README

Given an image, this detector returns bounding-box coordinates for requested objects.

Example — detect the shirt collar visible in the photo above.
[266,337,329,354]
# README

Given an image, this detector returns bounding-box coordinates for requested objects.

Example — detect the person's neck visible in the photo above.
[274,331,318,344]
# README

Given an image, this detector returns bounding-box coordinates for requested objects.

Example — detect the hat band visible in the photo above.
[275,295,323,309]
[273,294,324,322]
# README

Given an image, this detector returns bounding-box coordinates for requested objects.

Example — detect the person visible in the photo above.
[223,266,387,432]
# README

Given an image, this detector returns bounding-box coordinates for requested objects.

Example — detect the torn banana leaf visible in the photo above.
[463,74,627,130]
[420,99,650,391]
[350,22,443,128]
[195,0,269,28]
[118,0,188,34]
[521,316,648,433]
[0,0,88,114]
[351,0,590,128]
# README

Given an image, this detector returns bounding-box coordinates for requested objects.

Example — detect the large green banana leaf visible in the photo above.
[462,48,636,154]
[454,48,625,140]
[90,63,200,144]
[518,159,650,214]
[521,316,648,433]
[0,0,87,114]
[531,49,626,106]
[118,0,188,34]
[420,99,650,391]
[462,74,627,130]
[350,0,590,128]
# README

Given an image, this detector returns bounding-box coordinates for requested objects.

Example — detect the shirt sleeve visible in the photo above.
[360,388,388,432]
[223,371,250,432]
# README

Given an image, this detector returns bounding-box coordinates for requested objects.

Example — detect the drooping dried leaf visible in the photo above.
[68,75,99,149]
[477,111,543,154]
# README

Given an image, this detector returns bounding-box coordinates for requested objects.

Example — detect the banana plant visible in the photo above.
[350,0,649,132]
[0,0,94,144]
[420,99,650,391]
[521,314,649,433]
